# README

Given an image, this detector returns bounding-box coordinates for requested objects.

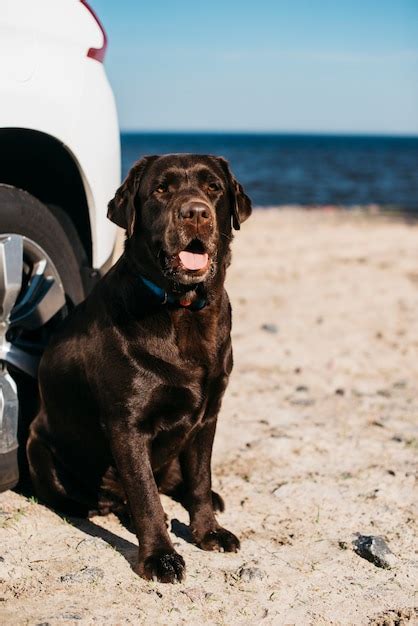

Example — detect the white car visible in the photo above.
[0,0,121,492]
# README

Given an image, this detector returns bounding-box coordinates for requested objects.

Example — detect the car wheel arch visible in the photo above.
[0,128,93,267]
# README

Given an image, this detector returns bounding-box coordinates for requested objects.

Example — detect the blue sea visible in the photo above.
[121,133,418,212]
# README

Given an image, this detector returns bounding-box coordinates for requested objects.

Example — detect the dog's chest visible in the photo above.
[174,306,222,362]
[148,361,225,471]
[131,313,227,434]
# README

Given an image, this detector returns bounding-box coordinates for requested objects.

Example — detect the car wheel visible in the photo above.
[0,185,86,492]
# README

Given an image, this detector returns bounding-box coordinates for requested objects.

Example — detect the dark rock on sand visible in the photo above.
[352,534,397,569]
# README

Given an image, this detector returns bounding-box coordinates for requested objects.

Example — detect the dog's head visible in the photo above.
[108,154,252,289]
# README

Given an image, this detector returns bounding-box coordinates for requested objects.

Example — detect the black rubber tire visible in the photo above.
[0,184,85,305]
[0,184,86,493]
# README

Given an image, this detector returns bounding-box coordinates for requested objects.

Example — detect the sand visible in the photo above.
[1,208,417,625]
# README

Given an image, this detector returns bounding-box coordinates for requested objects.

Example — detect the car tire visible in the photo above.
[0,184,86,493]
[0,185,85,305]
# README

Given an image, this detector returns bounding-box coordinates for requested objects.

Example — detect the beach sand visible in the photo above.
[1,208,418,625]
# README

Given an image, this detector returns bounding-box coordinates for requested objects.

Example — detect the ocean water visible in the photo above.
[121,133,418,211]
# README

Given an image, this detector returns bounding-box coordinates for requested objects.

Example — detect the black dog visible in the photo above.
[27,154,252,583]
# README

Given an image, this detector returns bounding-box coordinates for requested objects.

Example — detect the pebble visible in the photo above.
[237,566,265,582]
[272,482,288,496]
[393,380,407,389]
[261,323,278,334]
[352,534,397,569]
[60,566,105,585]
[287,390,315,406]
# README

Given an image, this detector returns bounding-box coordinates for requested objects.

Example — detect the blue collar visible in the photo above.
[140,276,207,311]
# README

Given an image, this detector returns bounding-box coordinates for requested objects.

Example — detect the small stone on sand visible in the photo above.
[352,534,397,569]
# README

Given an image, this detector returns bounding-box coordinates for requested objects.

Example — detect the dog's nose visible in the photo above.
[180,203,211,223]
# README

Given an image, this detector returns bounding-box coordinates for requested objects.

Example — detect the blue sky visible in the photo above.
[91,0,418,134]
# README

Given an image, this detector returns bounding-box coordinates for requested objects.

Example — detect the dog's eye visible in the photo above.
[207,182,220,192]
[155,183,168,194]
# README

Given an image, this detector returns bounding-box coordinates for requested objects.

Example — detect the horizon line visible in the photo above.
[120,129,418,139]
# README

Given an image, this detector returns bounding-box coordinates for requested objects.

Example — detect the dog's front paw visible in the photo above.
[196,527,240,553]
[137,550,186,583]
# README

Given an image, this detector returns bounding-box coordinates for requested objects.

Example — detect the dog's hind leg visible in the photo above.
[157,458,225,513]
[27,423,91,517]
[92,465,131,525]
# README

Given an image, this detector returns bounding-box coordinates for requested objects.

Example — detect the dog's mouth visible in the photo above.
[177,238,209,272]
[159,237,214,285]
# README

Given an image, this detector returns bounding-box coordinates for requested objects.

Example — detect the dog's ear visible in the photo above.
[216,157,252,230]
[107,156,157,236]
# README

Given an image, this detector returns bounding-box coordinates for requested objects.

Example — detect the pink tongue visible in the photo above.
[179,251,209,271]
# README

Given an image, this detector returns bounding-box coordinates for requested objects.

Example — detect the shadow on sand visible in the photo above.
[57,513,195,571]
